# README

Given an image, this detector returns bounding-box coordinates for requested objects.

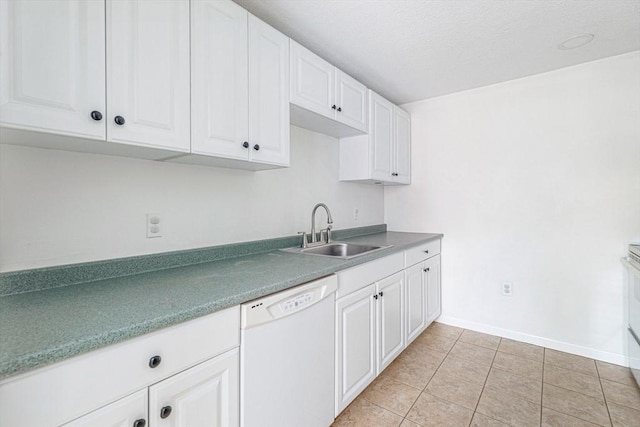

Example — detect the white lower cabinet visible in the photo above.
[425,255,442,323]
[405,262,427,345]
[0,306,240,427]
[335,239,442,417]
[63,349,239,427]
[148,349,239,427]
[404,255,442,345]
[335,271,405,415]
[63,389,147,427]
[335,283,377,415]
[377,272,405,372]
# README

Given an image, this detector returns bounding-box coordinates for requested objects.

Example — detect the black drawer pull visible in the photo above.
[114,115,125,125]
[423,267,430,272]
[148,355,162,368]
[160,406,172,419]
[242,141,249,148]
[90,110,103,121]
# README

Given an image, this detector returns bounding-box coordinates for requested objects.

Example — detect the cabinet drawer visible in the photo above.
[0,306,239,427]
[404,239,441,267]
[336,252,404,299]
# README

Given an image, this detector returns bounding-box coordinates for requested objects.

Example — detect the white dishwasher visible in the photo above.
[240,274,337,427]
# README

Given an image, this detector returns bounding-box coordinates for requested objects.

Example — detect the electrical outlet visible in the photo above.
[353,208,359,221]
[147,213,162,238]
[502,282,513,296]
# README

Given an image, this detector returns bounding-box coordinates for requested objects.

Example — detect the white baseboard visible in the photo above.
[437,315,629,367]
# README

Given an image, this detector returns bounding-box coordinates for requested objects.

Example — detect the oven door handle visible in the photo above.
[630,327,640,347]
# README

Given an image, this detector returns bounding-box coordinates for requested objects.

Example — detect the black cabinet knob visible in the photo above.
[337,107,342,112]
[90,111,103,121]
[379,291,383,297]
[423,267,430,272]
[148,355,162,368]
[160,406,172,419]
[114,115,125,125]
[392,172,398,177]
[373,294,378,300]
[331,104,337,110]
[424,250,429,254]
[253,144,260,151]
[242,141,249,148]
[133,419,146,427]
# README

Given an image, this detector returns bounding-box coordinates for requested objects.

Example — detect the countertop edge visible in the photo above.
[0,231,443,381]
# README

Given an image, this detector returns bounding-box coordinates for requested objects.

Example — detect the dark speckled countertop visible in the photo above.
[0,227,442,380]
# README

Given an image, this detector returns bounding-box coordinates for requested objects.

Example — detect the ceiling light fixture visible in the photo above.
[558,33,595,50]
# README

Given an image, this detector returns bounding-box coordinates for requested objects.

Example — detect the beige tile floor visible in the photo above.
[332,322,640,427]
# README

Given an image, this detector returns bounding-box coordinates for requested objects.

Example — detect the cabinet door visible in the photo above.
[335,69,367,132]
[106,0,190,152]
[425,255,442,323]
[248,15,289,166]
[290,40,335,119]
[62,390,147,427]
[394,107,411,184]
[335,283,377,415]
[0,0,105,139]
[149,348,239,427]
[377,272,405,373]
[405,263,427,345]
[191,0,248,160]
[369,91,394,181]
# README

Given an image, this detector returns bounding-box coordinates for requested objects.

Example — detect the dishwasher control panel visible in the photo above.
[240,275,338,328]
[280,293,314,312]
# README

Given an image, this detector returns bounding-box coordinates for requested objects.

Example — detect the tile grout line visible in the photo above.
[540,347,545,427]
[399,324,463,427]
[541,350,615,427]
[468,336,510,427]
[594,361,615,427]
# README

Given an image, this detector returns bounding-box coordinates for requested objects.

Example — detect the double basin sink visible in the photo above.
[281,242,392,260]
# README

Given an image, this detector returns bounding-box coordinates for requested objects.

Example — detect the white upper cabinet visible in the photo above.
[336,69,368,132]
[191,0,248,160]
[0,0,106,139]
[370,92,395,181]
[339,90,411,185]
[290,40,367,137]
[394,106,411,184]
[106,0,190,152]
[188,0,289,169]
[1,0,190,159]
[247,14,290,166]
[290,41,335,119]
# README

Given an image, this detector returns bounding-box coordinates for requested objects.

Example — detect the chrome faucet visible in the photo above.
[310,203,333,245]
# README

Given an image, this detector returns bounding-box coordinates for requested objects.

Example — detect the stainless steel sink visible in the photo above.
[281,242,392,259]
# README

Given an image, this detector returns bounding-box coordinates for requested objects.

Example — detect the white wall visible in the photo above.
[385,52,640,364]
[0,126,384,272]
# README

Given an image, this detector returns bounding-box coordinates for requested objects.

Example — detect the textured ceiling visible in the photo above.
[234,0,640,104]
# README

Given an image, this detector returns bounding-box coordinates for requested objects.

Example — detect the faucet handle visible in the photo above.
[297,232,308,248]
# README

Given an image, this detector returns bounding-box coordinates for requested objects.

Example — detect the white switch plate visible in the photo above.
[147,213,162,238]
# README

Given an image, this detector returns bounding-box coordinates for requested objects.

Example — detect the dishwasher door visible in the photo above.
[240,275,337,427]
